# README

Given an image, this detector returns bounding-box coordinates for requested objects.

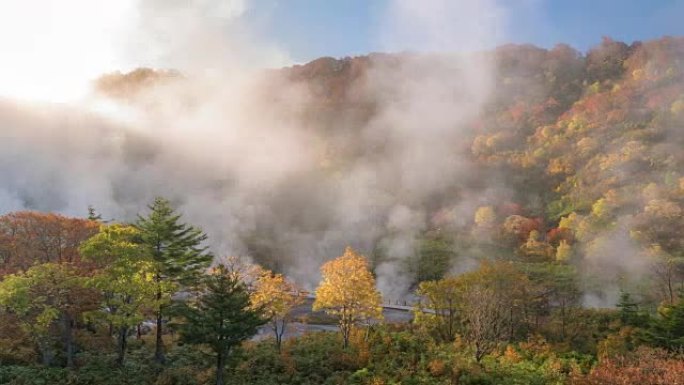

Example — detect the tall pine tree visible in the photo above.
[136,197,213,364]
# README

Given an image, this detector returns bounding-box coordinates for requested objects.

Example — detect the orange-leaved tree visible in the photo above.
[313,246,382,348]
[0,211,99,275]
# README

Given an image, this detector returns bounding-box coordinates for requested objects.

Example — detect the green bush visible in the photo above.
[0,366,69,385]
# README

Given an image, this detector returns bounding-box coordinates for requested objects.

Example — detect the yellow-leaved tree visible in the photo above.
[313,247,383,348]
[251,270,305,351]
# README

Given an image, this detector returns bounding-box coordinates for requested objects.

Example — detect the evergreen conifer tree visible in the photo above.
[617,291,648,328]
[645,290,684,350]
[176,265,265,385]
[135,197,213,364]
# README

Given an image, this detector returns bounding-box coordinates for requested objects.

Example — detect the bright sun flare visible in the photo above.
[0,0,137,103]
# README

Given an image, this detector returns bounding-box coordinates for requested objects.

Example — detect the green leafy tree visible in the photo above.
[79,224,159,365]
[414,276,461,342]
[548,265,581,341]
[176,265,266,385]
[135,197,213,364]
[414,236,456,283]
[0,263,93,367]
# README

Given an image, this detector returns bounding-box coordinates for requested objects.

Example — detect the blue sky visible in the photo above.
[246,0,684,62]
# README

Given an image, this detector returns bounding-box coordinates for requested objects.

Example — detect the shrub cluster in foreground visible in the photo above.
[1,324,683,385]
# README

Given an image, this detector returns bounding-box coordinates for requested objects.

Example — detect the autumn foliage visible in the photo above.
[0,211,98,275]
[1,35,684,383]
[572,347,684,385]
[251,268,305,350]
[313,246,383,347]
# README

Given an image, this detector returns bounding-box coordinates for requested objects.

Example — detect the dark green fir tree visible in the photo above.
[176,265,266,385]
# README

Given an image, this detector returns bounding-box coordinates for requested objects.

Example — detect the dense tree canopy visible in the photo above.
[79,224,157,365]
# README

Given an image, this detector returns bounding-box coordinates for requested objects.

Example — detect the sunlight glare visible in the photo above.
[0,0,136,103]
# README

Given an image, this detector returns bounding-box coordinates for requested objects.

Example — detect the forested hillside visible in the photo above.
[263,36,684,304]
[1,36,684,384]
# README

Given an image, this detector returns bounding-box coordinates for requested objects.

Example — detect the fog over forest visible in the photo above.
[2,1,684,384]
[1,0,683,306]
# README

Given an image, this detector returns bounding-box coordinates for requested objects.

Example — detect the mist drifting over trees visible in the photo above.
[1,0,684,383]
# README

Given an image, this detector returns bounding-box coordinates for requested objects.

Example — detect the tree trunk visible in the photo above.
[342,323,350,349]
[508,306,514,341]
[216,351,226,385]
[447,300,454,341]
[451,368,461,385]
[274,320,284,352]
[475,345,484,363]
[560,301,566,341]
[154,307,165,364]
[117,326,128,366]
[341,309,351,349]
[63,313,74,368]
[38,340,53,366]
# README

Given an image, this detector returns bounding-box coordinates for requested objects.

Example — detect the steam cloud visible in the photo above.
[0,0,519,296]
